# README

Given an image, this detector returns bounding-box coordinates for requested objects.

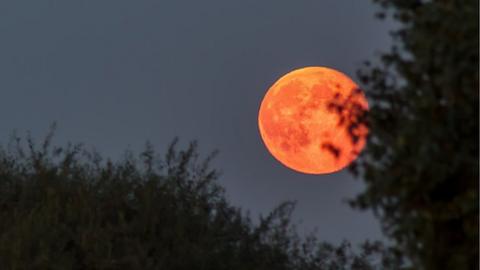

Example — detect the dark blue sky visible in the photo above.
[0,0,393,244]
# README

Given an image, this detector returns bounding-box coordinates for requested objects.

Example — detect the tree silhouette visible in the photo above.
[346,1,478,269]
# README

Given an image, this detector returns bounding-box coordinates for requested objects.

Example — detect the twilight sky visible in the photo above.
[0,0,393,244]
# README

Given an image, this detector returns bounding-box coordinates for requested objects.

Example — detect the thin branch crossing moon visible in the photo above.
[258,66,368,174]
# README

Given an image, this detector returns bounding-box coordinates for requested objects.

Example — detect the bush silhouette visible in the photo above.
[0,129,400,269]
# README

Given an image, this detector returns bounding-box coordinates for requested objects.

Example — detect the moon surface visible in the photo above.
[258,66,368,174]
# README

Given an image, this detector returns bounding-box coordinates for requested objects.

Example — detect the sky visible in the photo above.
[0,0,393,244]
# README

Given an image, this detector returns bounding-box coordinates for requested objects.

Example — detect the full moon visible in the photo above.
[258,66,368,174]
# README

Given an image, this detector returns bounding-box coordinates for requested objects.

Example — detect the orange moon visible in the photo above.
[258,66,368,174]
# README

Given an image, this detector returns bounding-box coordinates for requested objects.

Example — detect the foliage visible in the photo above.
[0,130,401,270]
[349,0,478,269]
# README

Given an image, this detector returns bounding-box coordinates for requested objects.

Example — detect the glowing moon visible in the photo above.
[258,66,368,174]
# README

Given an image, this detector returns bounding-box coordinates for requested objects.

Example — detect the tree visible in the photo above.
[349,0,478,269]
[0,130,401,269]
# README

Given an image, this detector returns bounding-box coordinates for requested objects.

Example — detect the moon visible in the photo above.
[258,66,368,174]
